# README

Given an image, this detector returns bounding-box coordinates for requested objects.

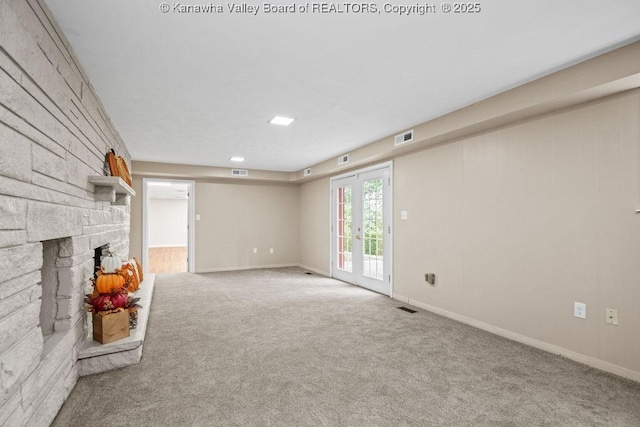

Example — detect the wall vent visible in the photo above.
[394,129,414,147]
[338,154,349,165]
[231,169,248,177]
[303,168,312,177]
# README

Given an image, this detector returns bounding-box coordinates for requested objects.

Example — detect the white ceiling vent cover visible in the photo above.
[394,129,414,147]
[231,169,249,177]
[303,168,312,177]
[338,154,349,165]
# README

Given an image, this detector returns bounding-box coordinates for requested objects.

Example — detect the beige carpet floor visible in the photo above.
[53,268,640,426]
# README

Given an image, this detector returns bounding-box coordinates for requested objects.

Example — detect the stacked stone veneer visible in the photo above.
[1,0,132,425]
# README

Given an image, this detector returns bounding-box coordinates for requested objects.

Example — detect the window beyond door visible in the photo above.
[336,185,353,273]
[362,177,384,281]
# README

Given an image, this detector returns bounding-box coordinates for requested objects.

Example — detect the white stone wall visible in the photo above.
[0,0,132,425]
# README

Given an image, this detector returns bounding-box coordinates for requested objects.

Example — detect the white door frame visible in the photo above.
[330,161,393,296]
[142,178,196,273]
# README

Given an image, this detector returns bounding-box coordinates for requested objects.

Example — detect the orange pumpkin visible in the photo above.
[95,273,126,294]
[120,263,139,292]
[133,257,143,282]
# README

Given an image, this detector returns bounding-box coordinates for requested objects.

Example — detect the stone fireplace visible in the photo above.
[0,189,133,425]
[39,240,110,343]
[38,236,128,343]
[0,1,134,424]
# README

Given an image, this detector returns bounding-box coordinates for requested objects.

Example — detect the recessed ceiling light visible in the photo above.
[269,116,295,126]
[230,156,245,162]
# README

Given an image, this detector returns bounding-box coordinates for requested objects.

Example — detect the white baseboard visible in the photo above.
[196,263,298,273]
[393,293,640,383]
[297,264,330,277]
[196,264,331,276]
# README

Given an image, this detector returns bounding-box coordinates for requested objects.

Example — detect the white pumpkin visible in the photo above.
[101,252,122,273]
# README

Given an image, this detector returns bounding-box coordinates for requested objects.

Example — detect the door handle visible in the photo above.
[356,235,361,240]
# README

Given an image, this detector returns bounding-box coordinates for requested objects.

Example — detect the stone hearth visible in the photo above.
[78,274,155,376]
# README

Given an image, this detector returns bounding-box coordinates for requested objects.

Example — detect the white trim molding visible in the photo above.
[298,264,331,277]
[196,264,299,274]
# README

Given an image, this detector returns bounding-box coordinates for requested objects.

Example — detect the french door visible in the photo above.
[331,163,392,295]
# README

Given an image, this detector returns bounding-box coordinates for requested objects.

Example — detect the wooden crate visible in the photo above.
[93,310,130,344]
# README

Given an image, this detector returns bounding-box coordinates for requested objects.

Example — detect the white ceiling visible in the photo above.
[44,0,640,172]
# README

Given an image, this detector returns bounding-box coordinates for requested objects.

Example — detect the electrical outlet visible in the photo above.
[574,302,586,319]
[606,308,619,326]
[270,248,274,254]
[425,273,435,286]
[253,248,257,254]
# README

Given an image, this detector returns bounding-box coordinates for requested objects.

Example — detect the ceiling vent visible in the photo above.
[338,154,349,165]
[303,168,312,177]
[231,169,248,177]
[394,129,414,147]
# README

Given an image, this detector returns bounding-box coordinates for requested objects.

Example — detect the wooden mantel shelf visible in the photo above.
[89,176,135,203]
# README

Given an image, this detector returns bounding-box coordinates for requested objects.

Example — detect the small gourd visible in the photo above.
[95,272,126,294]
[101,252,122,274]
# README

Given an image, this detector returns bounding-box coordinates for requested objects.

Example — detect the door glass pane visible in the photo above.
[336,185,352,272]
[362,178,383,280]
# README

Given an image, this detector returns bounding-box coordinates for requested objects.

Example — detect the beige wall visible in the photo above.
[194,182,300,272]
[396,90,640,378]
[130,176,143,261]
[299,177,331,275]
[130,177,300,272]
[298,90,640,380]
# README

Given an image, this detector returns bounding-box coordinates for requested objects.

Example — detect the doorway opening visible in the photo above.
[330,162,393,296]
[143,179,195,274]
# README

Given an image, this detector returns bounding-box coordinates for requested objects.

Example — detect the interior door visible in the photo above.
[143,179,196,274]
[331,165,391,295]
